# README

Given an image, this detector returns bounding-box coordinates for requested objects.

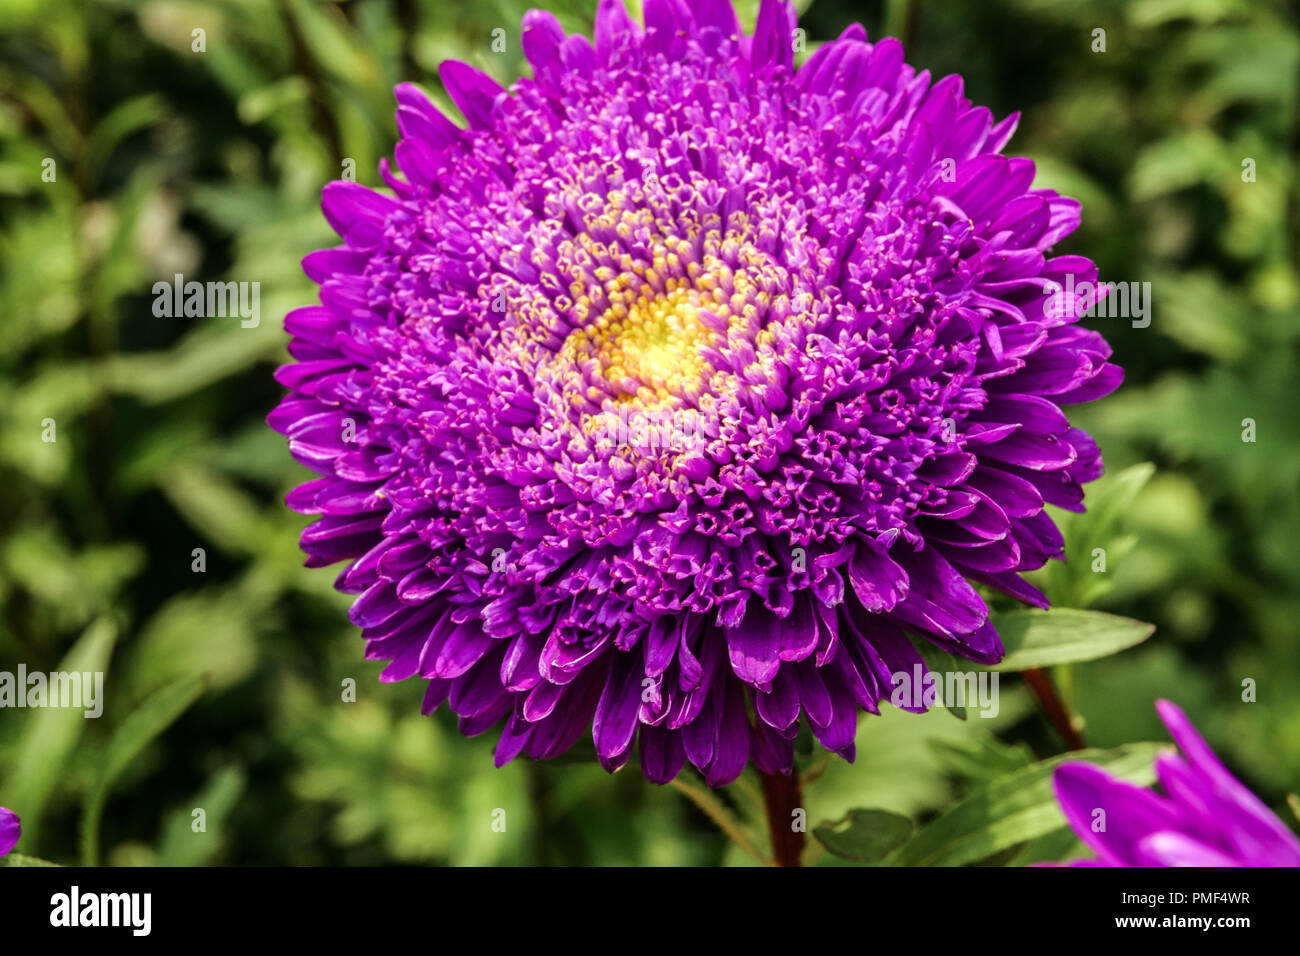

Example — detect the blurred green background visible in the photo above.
[0,0,1296,866]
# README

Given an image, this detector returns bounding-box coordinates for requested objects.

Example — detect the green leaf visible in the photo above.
[886,743,1163,866]
[1143,271,1251,361]
[1128,130,1227,201]
[2,530,145,629]
[121,590,258,699]
[81,677,205,866]
[0,853,61,867]
[154,767,247,866]
[1,617,118,849]
[237,77,311,125]
[283,0,380,90]
[983,608,1155,671]
[928,736,1035,784]
[814,809,914,862]
[157,463,274,555]
[84,93,167,186]
[1074,463,1158,548]
[1049,462,1156,607]
[107,324,279,405]
[1005,825,1088,867]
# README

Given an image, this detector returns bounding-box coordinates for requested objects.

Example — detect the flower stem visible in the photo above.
[1022,667,1086,751]
[758,769,805,867]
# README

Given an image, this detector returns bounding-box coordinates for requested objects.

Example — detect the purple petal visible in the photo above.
[0,807,19,858]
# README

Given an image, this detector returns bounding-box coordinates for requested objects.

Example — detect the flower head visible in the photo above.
[1052,701,1300,866]
[272,0,1121,785]
[0,807,19,858]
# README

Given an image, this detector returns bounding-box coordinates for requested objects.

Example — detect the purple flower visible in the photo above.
[272,0,1120,785]
[1052,701,1300,866]
[0,807,19,858]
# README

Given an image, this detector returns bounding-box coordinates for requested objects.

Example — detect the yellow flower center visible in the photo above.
[568,283,715,405]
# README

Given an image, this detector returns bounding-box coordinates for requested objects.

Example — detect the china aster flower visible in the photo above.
[271,0,1122,786]
[1050,701,1300,866]
[0,807,19,858]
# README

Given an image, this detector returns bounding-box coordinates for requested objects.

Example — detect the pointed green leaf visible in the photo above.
[1050,462,1155,606]
[984,609,1155,671]
[155,766,247,867]
[886,743,1163,866]
[81,677,205,866]
[1,617,117,849]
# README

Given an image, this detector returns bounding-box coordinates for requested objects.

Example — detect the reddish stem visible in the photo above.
[758,769,805,867]
[1022,667,1086,751]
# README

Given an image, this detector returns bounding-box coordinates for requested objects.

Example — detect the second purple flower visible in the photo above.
[0,807,20,859]
[1052,701,1300,866]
